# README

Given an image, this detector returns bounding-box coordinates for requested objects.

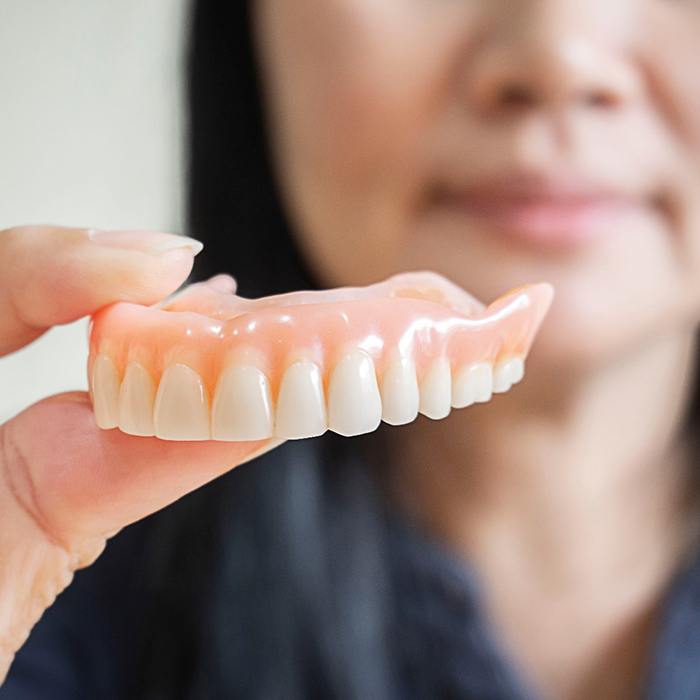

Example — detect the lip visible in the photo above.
[434,175,654,249]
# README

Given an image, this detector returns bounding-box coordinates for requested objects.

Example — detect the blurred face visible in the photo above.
[253,0,700,370]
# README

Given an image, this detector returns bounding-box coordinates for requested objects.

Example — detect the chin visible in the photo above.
[404,215,687,367]
[524,287,683,382]
[525,312,623,376]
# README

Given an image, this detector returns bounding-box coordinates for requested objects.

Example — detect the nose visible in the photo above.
[465,3,641,116]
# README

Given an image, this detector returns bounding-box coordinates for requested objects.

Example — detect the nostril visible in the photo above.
[498,83,539,109]
[495,83,621,112]
[584,90,619,110]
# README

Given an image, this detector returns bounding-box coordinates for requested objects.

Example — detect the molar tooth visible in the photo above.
[328,350,382,437]
[493,357,525,393]
[211,365,273,441]
[154,363,210,440]
[380,358,419,426]
[92,353,120,429]
[118,362,155,436]
[454,362,494,407]
[274,361,327,439]
[419,357,452,420]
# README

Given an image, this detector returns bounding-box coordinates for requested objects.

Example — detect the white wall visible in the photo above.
[0,1,189,421]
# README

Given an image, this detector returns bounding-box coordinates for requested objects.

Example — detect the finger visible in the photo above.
[0,225,203,355]
[2,393,283,547]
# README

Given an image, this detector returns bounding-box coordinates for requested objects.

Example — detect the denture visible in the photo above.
[88,271,553,441]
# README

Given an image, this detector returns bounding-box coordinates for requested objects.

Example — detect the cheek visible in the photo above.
[643,5,700,150]
[528,232,700,371]
[256,0,467,285]
[640,12,700,327]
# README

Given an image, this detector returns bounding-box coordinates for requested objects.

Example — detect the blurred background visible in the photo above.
[0,0,190,421]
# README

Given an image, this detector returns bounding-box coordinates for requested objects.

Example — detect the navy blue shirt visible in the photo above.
[3,488,700,699]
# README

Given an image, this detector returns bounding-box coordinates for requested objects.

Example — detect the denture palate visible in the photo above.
[88,271,553,441]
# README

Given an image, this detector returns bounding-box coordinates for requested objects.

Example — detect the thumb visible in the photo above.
[2,393,280,549]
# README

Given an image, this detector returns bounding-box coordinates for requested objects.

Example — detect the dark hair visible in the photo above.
[135,2,398,698]
[187,0,312,298]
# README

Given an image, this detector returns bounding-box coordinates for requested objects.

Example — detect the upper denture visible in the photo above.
[88,271,553,441]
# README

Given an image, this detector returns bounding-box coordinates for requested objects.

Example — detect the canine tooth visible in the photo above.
[92,353,120,429]
[380,358,419,425]
[211,365,273,440]
[118,362,155,436]
[328,350,382,436]
[154,364,210,440]
[493,357,525,393]
[275,361,327,439]
[419,357,452,420]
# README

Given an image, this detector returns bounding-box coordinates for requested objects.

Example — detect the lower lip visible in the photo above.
[439,194,646,249]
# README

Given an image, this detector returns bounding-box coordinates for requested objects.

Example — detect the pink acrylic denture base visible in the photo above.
[89,271,554,398]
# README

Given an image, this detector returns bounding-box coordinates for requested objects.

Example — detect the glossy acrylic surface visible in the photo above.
[88,271,553,439]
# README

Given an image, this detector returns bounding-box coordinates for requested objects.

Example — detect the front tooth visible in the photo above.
[118,362,156,436]
[328,350,382,436]
[380,358,419,426]
[92,353,120,429]
[211,365,273,440]
[274,361,327,439]
[154,364,210,440]
[419,357,452,420]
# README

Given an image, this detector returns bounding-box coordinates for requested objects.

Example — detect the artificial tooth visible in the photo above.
[274,361,327,439]
[118,362,156,436]
[419,357,452,420]
[453,362,494,407]
[92,353,120,429]
[328,350,382,436]
[380,358,419,426]
[154,363,210,440]
[493,357,525,393]
[452,365,476,409]
[211,365,273,441]
[509,357,525,384]
[471,362,493,402]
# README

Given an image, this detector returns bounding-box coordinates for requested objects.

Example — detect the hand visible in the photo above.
[0,226,279,682]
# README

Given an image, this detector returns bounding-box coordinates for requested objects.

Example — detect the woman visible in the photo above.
[3,0,700,698]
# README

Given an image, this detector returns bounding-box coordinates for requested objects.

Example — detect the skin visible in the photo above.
[253,1,700,698]
[0,227,277,682]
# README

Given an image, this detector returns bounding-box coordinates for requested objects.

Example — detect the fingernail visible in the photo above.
[205,274,237,293]
[88,229,204,256]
